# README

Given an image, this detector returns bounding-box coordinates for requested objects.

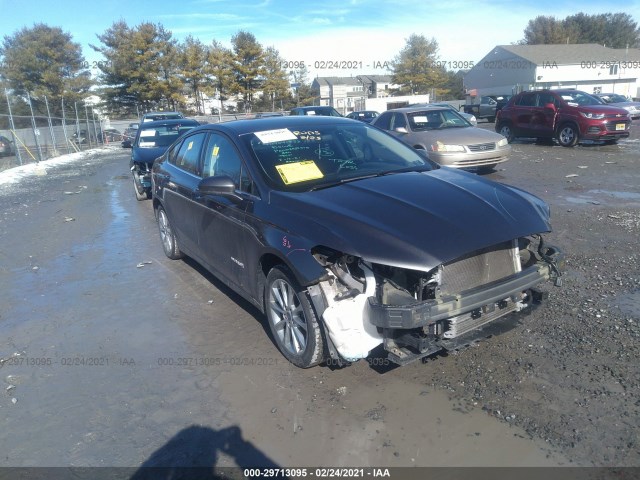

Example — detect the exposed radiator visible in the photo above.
[439,241,518,295]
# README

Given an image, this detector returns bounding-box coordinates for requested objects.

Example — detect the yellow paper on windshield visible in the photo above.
[275,161,324,185]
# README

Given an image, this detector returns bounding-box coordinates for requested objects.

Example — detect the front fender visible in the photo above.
[260,227,329,287]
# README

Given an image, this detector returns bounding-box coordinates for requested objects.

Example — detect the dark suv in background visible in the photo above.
[496,89,631,147]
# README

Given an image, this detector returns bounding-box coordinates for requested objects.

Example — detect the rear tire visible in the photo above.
[556,124,579,147]
[156,206,183,260]
[265,266,325,368]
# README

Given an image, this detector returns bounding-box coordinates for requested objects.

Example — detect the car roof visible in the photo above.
[137,118,199,128]
[409,103,453,108]
[184,116,358,136]
[142,111,183,116]
[293,106,333,110]
[383,106,451,113]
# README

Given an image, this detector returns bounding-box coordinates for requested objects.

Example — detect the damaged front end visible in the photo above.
[308,237,563,366]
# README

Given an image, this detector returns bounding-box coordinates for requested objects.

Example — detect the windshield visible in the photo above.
[135,125,194,148]
[559,91,603,106]
[600,94,628,103]
[407,110,471,130]
[241,122,433,191]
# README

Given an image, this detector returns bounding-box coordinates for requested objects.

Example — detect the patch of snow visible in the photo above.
[0,147,117,186]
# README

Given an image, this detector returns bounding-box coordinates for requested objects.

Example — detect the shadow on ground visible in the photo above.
[130,425,281,479]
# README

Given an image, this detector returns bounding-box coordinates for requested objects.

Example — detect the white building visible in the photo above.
[313,77,367,114]
[313,76,425,114]
[464,44,640,99]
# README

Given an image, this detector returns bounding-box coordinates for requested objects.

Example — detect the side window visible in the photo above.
[516,94,536,107]
[172,133,207,175]
[167,141,183,165]
[203,133,253,194]
[536,93,555,107]
[391,113,407,130]
[375,112,392,130]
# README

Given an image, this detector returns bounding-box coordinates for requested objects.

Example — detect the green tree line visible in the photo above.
[1,12,637,118]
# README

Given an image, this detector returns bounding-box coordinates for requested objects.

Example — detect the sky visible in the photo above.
[1,0,639,80]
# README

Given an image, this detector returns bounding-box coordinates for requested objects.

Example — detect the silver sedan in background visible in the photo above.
[372,106,510,171]
[594,93,640,120]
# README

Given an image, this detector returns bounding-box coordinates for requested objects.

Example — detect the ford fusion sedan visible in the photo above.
[151,116,562,368]
[128,118,199,200]
[372,106,510,171]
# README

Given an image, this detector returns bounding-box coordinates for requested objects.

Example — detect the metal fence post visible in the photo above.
[74,102,82,149]
[84,103,92,148]
[27,92,43,162]
[61,97,71,154]
[4,88,23,166]
[91,107,100,146]
[44,95,58,157]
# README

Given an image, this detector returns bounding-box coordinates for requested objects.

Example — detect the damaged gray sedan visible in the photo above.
[151,116,563,368]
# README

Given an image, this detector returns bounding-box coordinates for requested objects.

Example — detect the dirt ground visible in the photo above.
[0,123,638,472]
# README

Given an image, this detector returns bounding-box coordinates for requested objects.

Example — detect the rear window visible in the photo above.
[142,113,184,122]
[135,124,195,148]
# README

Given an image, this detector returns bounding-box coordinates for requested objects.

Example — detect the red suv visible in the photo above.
[496,89,631,147]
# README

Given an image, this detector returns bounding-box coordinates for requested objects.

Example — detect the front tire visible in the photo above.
[133,171,151,200]
[156,206,183,260]
[477,164,497,174]
[557,124,579,147]
[498,123,514,143]
[265,266,325,368]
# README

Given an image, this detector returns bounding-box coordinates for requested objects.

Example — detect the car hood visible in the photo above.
[570,105,629,115]
[132,147,167,165]
[268,168,551,271]
[411,126,503,145]
[611,101,640,108]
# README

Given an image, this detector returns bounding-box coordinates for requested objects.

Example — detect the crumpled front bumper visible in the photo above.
[367,245,563,330]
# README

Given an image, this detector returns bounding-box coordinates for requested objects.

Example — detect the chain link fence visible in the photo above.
[1,90,109,173]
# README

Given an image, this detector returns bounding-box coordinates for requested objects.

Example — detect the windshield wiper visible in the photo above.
[309,173,381,191]
[309,165,431,191]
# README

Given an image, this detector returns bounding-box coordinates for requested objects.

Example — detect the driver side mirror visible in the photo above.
[544,103,556,112]
[197,175,242,202]
[394,127,408,134]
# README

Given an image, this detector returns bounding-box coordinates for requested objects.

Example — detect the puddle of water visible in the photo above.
[613,291,640,317]
[564,189,640,206]
[216,370,567,467]
[587,190,640,200]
